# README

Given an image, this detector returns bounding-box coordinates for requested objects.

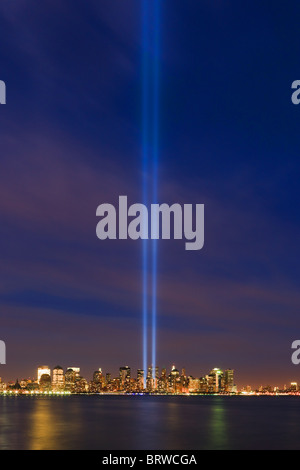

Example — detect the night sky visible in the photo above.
[0,0,300,388]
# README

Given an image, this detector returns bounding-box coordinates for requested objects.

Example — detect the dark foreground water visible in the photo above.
[1,395,300,450]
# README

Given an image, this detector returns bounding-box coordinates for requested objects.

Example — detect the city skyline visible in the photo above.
[0,1,299,394]
[1,362,300,393]
[1,338,300,388]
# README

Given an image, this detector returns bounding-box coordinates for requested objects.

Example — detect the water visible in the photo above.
[1,395,300,450]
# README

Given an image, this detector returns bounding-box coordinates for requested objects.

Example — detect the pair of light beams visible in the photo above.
[142,0,160,385]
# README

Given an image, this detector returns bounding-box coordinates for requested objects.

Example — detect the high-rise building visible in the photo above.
[188,377,200,393]
[37,366,51,384]
[119,366,131,387]
[52,366,64,391]
[168,366,180,393]
[208,368,223,393]
[65,368,76,391]
[224,369,234,392]
[170,366,179,378]
[39,374,51,391]
[290,382,298,391]
[68,367,80,377]
[137,369,144,389]
[146,366,153,391]
[74,377,88,393]
[93,369,103,384]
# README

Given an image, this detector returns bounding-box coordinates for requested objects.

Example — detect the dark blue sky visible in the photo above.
[0,0,300,387]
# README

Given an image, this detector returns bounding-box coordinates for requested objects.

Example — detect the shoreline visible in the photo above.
[1,392,300,397]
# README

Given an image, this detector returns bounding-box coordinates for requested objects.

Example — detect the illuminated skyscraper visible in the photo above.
[65,368,76,392]
[137,369,145,389]
[290,382,298,391]
[39,374,51,391]
[93,369,103,384]
[169,366,180,393]
[37,366,51,384]
[52,365,64,391]
[224,369,234,392]
[208,368,223,393]
[68,367,80,377]
[119,366,131,387]
[170,366,179,378]
[188,377,200,393]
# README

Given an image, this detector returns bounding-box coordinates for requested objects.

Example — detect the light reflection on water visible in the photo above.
[29,398,82,450]
[208,399,228,449]
[1,395,300,449]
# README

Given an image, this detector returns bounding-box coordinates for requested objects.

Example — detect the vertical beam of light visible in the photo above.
[142,0,160,388]
[142,0,150,387]
[151,0,160,383]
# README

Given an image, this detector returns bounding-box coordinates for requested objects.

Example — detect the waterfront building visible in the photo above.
[37,366,51,384]
[52,366,65,391]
